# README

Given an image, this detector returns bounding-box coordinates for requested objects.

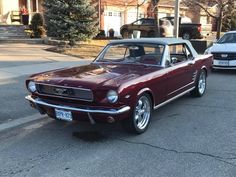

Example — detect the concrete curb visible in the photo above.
[0,113,45,132]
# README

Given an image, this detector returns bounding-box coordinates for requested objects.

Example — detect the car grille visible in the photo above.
[36,84,93,102]
[212,52,236,60]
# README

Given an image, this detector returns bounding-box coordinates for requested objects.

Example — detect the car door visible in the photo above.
[165,44,197,99]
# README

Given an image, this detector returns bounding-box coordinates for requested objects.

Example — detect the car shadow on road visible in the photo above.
[212,69,236,75]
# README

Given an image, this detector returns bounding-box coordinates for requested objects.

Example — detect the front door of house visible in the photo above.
[19,0,27,9]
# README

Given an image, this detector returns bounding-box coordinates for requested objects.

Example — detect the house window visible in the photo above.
[108,12,112,16]
[139,13,144,18]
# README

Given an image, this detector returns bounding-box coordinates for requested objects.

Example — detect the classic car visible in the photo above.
[25,38,213,134]
[205,31,236,70]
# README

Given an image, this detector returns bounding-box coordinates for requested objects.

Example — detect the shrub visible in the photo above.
[30,13,46,38]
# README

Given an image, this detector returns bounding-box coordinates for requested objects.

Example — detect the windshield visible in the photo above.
[95,43,164,65]
[217,33,236,44]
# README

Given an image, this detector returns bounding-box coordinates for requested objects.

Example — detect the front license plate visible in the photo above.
[55,109,72,121]
[215,60,229,66]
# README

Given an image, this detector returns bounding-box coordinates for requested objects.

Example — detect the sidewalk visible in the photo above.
[0,43,91,80]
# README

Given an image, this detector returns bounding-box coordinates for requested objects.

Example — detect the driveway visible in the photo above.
[0,43,91,125]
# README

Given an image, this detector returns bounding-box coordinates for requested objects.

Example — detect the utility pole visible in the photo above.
[152,0,160,37]
[99,0,101,29]
[174,0,180,38]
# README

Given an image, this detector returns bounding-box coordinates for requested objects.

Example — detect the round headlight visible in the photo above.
[107,90,118,103]
[28,81,36,92]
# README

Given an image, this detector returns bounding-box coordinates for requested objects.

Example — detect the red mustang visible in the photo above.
[26,38,213,134]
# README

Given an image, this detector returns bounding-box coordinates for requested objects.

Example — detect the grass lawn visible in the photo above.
[48,40,110,59]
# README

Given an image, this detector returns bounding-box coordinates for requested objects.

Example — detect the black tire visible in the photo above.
[122,93,152,134]
[211,67,216,72]
[121,29,129,38]
[191,70,207,97]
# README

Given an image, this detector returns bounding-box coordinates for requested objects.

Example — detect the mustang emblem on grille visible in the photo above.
[54,87,68,96]
[221,54,228,58]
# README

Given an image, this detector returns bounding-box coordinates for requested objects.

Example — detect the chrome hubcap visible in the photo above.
[183,33,190,39]
[198,72,206,95]
[134,96,151,130]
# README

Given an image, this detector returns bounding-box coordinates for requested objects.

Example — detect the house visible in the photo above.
[99,0,189,36]
[0,0,43,24]
[2,0,210,37]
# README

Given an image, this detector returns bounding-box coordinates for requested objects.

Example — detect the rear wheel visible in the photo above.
[182,32,190,40]
[191,70,207,97]
[122,93,152,134]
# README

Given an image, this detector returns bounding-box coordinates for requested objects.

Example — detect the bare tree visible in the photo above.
[151,0,160,36]
[182,0,233,39]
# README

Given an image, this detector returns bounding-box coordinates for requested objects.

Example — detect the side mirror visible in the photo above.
[171,57,178,64]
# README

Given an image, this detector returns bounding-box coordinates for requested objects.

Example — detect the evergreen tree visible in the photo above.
[231,11,236,30]
[43,0,99,46]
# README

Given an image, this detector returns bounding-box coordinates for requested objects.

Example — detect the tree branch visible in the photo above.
[194,2,218,19]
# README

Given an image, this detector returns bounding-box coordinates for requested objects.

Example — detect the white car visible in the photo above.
[205,31,236,69]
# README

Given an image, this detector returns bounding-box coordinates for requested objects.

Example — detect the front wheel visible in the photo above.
[122,93,152,134]
[191,70,207,97]
[121,29,129,38]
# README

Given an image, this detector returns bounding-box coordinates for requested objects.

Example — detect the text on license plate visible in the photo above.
[55,109,72,121]
[216,60,229,66]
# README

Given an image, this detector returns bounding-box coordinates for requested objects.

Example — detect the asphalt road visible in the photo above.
[0,69,236,177]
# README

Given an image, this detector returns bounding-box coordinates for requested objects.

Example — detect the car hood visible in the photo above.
[30,63,162,90]
[209,43,236,53]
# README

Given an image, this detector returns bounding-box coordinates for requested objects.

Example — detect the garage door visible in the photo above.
[104,11,122,36]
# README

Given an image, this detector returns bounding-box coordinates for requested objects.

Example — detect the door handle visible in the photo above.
[188,61,195,65]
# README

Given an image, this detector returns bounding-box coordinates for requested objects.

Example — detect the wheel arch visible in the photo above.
[137,88,155,109]
[201,66,208,77]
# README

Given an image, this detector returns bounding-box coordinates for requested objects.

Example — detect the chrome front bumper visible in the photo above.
[25,95,131,115]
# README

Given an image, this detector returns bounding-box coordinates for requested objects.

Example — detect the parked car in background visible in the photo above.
[205,31,236,70]
[120,17,202,39]
[120,18,173,38]
[161,17,202,39]
[25,38,212,134]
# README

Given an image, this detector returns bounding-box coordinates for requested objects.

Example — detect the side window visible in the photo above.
[168,44,193,65]
[133,19,143,25]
